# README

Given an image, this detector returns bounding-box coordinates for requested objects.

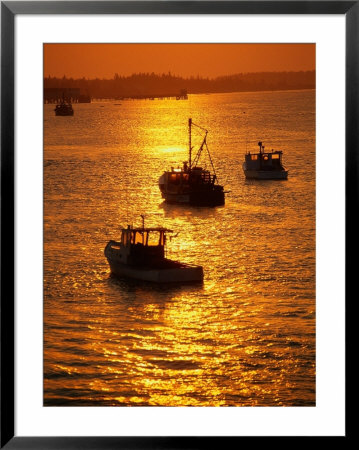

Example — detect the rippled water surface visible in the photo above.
[44,90,315,406]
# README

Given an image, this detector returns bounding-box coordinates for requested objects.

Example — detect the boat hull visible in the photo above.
[55,110,74,116]
[104,242,204,283]
[160,189,225,206]
[106,259,203,283]
[161,193,190,204]
[243,168,288,180]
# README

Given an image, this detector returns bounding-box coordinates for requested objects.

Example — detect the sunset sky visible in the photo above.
[44,44,315,79]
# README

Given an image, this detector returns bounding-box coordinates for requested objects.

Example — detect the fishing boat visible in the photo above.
[54,96,74,116]
[243,141,288,180]
[158,119,225,206]
[104,216,203,283]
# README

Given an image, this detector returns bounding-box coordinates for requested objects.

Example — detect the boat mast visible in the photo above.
[189,118,192,169]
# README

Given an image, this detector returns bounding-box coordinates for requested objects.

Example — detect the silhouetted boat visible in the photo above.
[243,141,288,179]
[54,96,74,116]
[159,119,225,206]
[104,216,203,283]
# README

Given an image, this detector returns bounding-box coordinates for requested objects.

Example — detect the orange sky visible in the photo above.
[44,44,315,79]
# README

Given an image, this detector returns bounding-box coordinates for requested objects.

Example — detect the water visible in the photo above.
[44,90,315,406]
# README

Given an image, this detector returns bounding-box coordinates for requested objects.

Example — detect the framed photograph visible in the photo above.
[1,1,354,447]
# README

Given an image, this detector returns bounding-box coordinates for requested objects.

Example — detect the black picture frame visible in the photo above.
[1,1,355,448]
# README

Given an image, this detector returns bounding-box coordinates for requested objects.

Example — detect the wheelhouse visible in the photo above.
[162,166,216,188]
[244,141,285,171]
[116,225,173,265]
[120,226,171,248]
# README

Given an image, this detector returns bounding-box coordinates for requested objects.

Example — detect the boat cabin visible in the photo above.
[161,164,217,192]
[108,225,173,266]
[244,142,285,171]
[164,167,190,190]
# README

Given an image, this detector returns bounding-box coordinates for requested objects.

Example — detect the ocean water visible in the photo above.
[44,89,315,406]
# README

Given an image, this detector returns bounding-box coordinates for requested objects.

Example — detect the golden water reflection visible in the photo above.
[44,90,315,406]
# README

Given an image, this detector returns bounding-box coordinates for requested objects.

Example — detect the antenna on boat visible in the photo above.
[189,120,220,183]
[189,118,192,169]
[126,176,129,225]
[140,214,145,229]
[243,111,248,153]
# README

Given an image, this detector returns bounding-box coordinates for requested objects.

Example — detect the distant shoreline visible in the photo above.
[44,71,315,101]
[88,88,316,101]
[45,87,315,103]
[184,87,315,95]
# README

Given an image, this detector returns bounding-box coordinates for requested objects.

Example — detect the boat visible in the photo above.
[158,119,225,206]
[104,216,204,283]
[54,96,74,116]
[243,141,288,180]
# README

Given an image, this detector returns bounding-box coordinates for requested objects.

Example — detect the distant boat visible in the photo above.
[243,141,288,180]
[104,216,203,283]
[159,118,225,206]
[54,96,74,116]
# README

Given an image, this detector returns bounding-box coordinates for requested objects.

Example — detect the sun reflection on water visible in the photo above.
[44,90,315,406]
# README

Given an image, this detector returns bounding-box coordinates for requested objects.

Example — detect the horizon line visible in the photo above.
[44,69,316,80]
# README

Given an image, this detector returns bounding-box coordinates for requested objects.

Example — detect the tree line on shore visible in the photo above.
[44,70,315,98]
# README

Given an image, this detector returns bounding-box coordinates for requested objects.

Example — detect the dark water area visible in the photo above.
[44,89,315,406]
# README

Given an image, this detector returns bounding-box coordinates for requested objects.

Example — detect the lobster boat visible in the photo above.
[54,96,74,116]
[158,119,225,206]
[104,216,203,283]
[243,141,288,180]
